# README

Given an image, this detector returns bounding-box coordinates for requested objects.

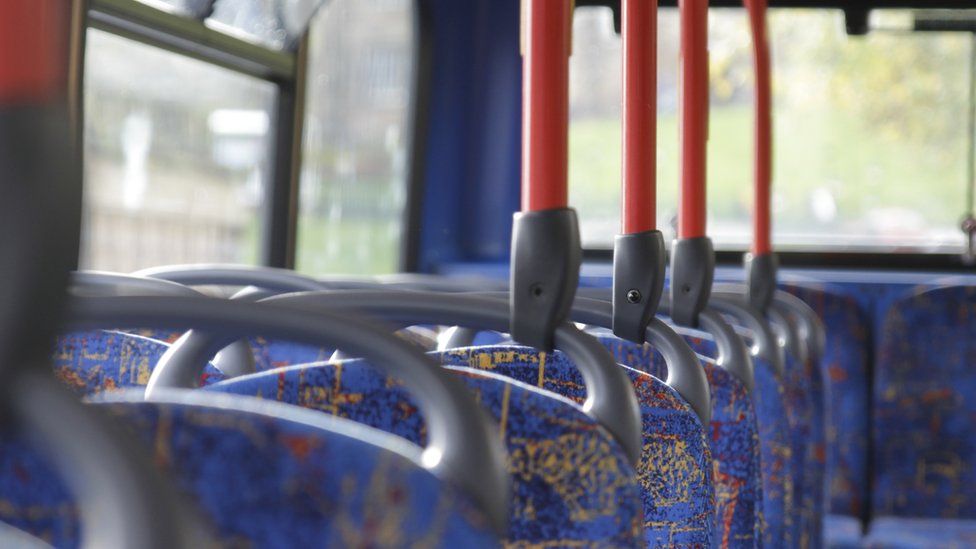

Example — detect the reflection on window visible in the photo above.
[135,0,211,18]
[296,0,414,275]
[82,29,275,271]
[570,8,970,253]
[208,0,325,50]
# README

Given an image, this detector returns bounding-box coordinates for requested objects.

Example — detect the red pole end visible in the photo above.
[678,0,709,239]
[621,0,658,235]
[521,0,573,212]
[0,0,67,105]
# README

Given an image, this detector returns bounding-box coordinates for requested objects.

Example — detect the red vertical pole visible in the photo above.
[622,0,657,234]
[678,0,709,239]
[746,0,772,255]
[522,0,572,212]
[0,0,67,105]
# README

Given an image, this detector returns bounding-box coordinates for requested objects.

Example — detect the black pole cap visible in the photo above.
[612,230,665,344]
[669,236,715,328]
[510,208,582,351]
[745,251,778,313]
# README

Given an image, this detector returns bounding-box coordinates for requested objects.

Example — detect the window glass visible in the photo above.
[296,0,415,275]
[82,29,276,271]
[569,8,971,253]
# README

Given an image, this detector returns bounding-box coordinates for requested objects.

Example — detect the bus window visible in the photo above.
[569,8,970,254]
[81,29,275,271]
[296,0,415,276]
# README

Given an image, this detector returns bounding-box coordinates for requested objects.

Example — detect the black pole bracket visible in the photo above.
[745,251,778,313]
[612,230,665,344]
[669,236,715,328]
[510,208,582,351]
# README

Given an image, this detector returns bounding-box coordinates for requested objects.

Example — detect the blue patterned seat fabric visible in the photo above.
[874,286,976,522]
[247,328,439,372]
[592,331,764,548]
[863,517,976,548]
[0,390,499,548]
[204,360,645,546]
[667,324,794,548]
[434,345,716,547]
[710,311,818,548]
[783,284,871,526]
[781,326,827,549]
[52,330,225,396]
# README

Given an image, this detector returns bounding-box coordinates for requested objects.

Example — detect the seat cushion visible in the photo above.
[205,360,645,546]
[825,514,863,548]
[596,334,764,548]
[784,284,871,520]
[0,390,498,548]
[874,286,976,519]
[52,330,225,395]
[864,517,976,548]
[436,346,716,547]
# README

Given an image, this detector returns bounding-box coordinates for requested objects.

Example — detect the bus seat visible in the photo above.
[0,390,499,547]
[203,359,646,546]
[635,318,796,548]
[784,284,872,546]
[777,306,828,549]
[52,330,225,395]
[873,286,976,525]
[435,345,716,547]
[595,332,764,547]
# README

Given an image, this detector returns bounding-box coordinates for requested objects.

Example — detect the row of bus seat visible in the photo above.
[0,264,827,547]
[783,281,976,548]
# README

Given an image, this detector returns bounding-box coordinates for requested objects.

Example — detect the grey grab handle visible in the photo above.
[257,290,643,467]
[573,287,754,394]
[767,303,806,365]
[134,264,326,292]
[447,291,710,426]
[774,290,826,365]
[708,289,786,377]
[134,265,331,376]
[564,297,711,426]
[69,271,256,378]
[659,295,755,394]
[67,295,510,535]
[714,283,808,365]
[9,370,208,548]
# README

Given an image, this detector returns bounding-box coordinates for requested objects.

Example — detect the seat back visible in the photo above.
[0,390,497,547]
[874,285,976,519]
[435,345,716,547]
[784,283,871,521]
[675,322,794,547]
[204,359,645,545]
[52,330,225,395]
[595,333,763,547]
[246,327,440,372]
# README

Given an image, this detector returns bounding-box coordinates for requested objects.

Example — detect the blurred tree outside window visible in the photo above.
[569,8,970,253]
